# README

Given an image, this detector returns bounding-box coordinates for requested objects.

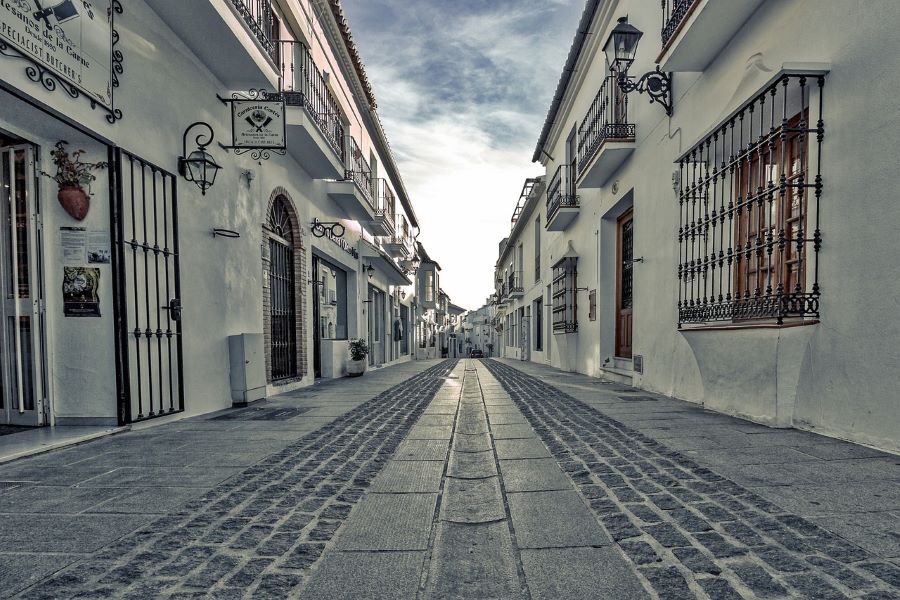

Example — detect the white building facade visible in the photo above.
[495,0,900,453]
[0,0,430,429]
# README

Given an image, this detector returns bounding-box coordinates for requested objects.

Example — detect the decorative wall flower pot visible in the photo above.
[58,185,89,221]
[347,358,367,377]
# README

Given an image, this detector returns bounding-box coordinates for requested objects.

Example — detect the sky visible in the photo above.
[342,0,584,311]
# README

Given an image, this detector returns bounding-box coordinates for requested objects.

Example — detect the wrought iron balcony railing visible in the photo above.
[228,0,277,61]
[577,76,636,174]
[547,164,578,222]
[346,137,374,208]
[375,179,396,226]
[661,0,700,49]
[507,272,524,295]
[278,40,346,163]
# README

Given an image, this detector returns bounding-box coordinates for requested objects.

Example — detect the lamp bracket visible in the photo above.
[617,66,673,116]
[180,121,215,170]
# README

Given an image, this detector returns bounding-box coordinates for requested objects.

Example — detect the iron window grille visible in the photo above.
[676,73,824,327]
[278,40,346,163]
[267,198,298,381]
[661,0,700,49]
[228,0,277,62]
[552,257,577,333]
[547,164,578,224]
[577,75,636,173]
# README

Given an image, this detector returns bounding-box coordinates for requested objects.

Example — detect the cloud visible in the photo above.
[343,0,583,309]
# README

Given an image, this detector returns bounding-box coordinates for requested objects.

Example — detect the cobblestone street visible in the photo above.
[2,358,899,599]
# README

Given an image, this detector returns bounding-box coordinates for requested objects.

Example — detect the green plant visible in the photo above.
[41,141,107,190]
[348,338,369,361]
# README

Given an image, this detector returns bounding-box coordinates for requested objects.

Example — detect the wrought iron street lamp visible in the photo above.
[178,122,221,195]
[603,17,673,116]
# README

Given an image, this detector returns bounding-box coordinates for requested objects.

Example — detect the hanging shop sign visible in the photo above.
[217,89,286,160]
[312,218,358,259]
[0,0,124,123]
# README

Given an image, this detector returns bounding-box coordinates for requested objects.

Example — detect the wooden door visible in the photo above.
[615,209,634,359]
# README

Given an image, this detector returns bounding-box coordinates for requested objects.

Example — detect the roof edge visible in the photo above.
[531,0,604,163]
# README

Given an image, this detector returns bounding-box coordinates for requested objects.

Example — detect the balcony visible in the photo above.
[507,272,524,299]
[658,0,766,72]
[146,0,278,89]
[383,218,413,259]
[546,164,579,231]
[279,40,346,179]
[369,179,396,237]
[577,76,636,189]
[325,137,376,224]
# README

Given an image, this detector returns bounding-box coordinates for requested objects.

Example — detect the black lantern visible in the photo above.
[603,16,643,74]
[178,122,221,195]
[365,264,375,279]
[603,17,673,116]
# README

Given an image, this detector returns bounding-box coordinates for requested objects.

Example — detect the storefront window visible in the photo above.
[316,258,348,340]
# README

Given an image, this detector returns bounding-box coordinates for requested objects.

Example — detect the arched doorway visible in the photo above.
[263,191,305,382]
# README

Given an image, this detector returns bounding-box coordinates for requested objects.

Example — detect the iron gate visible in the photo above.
[110,148,184,424]
[269,236,297,380]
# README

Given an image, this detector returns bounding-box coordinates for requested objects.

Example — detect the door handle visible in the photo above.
[161,298,182,322]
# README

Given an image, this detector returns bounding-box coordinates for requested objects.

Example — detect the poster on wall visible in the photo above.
[63,266,100,317]
[87,230,110,263]
[0,0,116,111]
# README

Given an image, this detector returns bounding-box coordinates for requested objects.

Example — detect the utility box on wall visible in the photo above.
[228,334,267,406]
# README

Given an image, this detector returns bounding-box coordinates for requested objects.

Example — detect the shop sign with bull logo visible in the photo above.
[230,98,286,150]
[0,0,117,112]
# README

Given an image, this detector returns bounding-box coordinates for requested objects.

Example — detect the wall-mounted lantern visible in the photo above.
[178,122,221,195]
[364,264,375,279]
[603,17,673,116]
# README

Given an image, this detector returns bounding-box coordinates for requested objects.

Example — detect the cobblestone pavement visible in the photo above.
[3,360,455,599]
[482,359,900,600]
[3,357,899,598]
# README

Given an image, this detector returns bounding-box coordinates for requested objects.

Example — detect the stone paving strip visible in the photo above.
[10,360,457,599]
[302,359,649,599]
[482,359,900,600]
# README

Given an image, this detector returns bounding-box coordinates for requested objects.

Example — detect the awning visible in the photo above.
[360,241,412,286]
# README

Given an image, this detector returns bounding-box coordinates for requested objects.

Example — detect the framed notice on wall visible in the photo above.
[0,0,123,122]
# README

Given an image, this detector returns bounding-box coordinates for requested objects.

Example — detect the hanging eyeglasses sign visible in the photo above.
[217,89,287,160]
[311,218,345,239]
[603,17,673,116]
[178,121,222,196]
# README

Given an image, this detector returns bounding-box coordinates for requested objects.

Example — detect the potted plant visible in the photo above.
[347,338,369,377]
[41,141,107,221]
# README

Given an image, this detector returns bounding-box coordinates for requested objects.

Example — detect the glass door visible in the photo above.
[1,145,46,426]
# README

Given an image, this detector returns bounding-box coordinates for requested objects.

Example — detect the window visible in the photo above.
[534,217,541,283]
[533,297,543,351]
[316,258,348,340]
[735,113,807,302]
[677,73,824,326]
[552,256,577,333]
[425,270,434,303]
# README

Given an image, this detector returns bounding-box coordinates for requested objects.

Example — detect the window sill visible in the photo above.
[679,319,819,332]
